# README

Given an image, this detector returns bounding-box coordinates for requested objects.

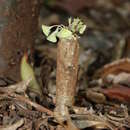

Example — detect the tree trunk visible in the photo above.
[0,0,40,83]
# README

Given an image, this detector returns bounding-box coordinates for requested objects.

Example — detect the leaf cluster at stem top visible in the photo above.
[42,17,86,43]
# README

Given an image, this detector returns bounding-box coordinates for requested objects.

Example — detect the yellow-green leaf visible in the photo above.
[47,31,57,43]
[79,25,86,34]
[57,28,72,39]
[42,25,51,36]
[71,18,80,32]
[68,17,72,26]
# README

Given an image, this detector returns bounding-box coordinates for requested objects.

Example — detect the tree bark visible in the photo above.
[0,0,40,83]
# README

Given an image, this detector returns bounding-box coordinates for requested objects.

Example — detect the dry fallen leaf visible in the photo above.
[106,72,130,86]
[102,84,130,102]
[86,89,106,104]
[0,118,24,130]
[100,58,130,79]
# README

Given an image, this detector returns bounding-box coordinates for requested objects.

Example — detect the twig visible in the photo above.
[8,93,53,116]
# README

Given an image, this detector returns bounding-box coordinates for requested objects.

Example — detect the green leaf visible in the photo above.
[47,31,57,42]
[42,25,51,36]
[46,27,59,42]
[77,21,83,28]
[79,25,86,34]
[42,18,86,42]
[68,17,72,26]
[57,28,72,39]
[71,18,80,32]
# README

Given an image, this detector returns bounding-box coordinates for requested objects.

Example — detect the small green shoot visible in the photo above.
[42,17,86,42]
[20,53,42,95]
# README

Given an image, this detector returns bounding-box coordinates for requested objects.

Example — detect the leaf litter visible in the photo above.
[0,0,130,130]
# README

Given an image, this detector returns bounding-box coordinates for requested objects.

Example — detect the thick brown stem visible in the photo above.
[54,37,79,123]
